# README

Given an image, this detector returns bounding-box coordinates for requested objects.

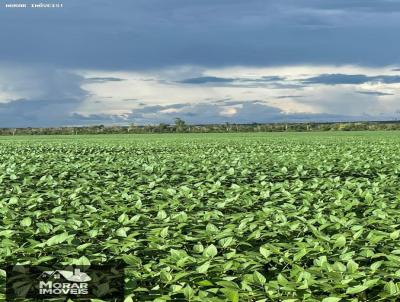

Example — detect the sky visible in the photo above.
[1,0,400,127]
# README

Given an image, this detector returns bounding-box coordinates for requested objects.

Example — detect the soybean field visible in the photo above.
[1,132,400,301]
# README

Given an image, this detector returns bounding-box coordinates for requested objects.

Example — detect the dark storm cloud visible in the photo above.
[85,77,126,83]
[356,91,394,96]
[300,0,400,12]
[1,0,400,69]
[259,76,286,81]
[276,95,304,99]
[178,75,285,85]
[0,98,82,127]
[1,0,400,127]
[302,74,400,85]
[0,68,89,127]
[179,76,235,84]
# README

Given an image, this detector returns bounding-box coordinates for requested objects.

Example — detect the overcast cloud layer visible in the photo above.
[0,0,400,127]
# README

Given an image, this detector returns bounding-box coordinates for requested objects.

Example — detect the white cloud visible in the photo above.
[1,63,399,127]
[220,107,237,117]
[75,64,400,118]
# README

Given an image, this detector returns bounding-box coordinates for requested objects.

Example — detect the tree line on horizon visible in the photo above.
[1,118,400,135]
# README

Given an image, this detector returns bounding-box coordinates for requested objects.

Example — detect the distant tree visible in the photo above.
[3,120,400,136]
[128,123,136,133]
[174,118,187,132]
[157,123,169,132]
